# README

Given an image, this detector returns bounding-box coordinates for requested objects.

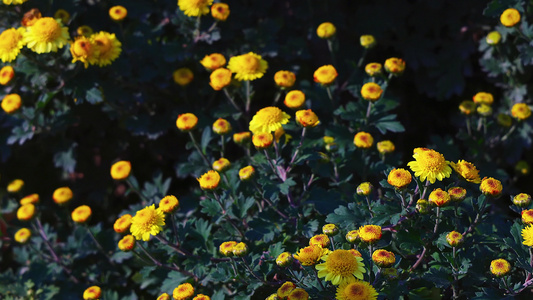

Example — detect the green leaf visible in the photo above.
[86,87,104,104]
[193,218,213,242]
[200,126,212,154]
[200,198,221,217]
[424,267,451,288]
[279,178,296,195]
[160,271,188,293]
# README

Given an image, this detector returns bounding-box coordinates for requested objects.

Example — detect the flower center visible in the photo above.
[95,36,112,54]
[326,250,358,276]
[349,284,364,296]
[241,55,259,72]
[418,151,446,171]
[0,30,20,51]
[32,18,61,42]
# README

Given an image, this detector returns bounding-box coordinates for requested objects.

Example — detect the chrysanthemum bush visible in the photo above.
[2,0,533,299]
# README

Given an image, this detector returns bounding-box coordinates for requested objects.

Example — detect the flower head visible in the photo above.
[22,9,42,27]
[53,187,73,205]
[209,67,232,90]
[446,231,464,247]
[83,286,101,300]
[178,0,213,17]
[200,53,226,71]
[118,235,136,251]
[450,160,481,183]
[109,6,127,21]
[360,35,376,48]
[0,66,15,85]
[233,131,251,145]
[361,83,383,101]
[19,194,39,205]
[356,182,373,196]
[277,282,296,298]
[193,295,210,300]
[176,113,198,132]
[72,205,92,223]
[17,204,35,221]
[252,132,274,149]
[501,8,520,27]
[490,259,511,277]
[284,90,306,109]
[130,204,165,241]
[477,104,492,117]
[459,100,476,115]
[173,68,194,86]
[239,166,255,181]
[480,177,503,197]
[316,249,366,285]
[0,28,25,63]
[313,65,337,86]
[336,281,378,300]
[365,63,382,77]
[212,158,231,172]
[114,214,133,233]
[54,9,70,24]
[294,244,328,266]
[372,249,395,267]
[523,210,533,224]
[70,36,98,68]
[407,148,451,184]
[358,225,381,244]
[7,179,24,193]
[473,92,493,105]
[232,242,248,256]
[14,228,31,244]
[197,170,221,190]
[173,283,194,300]
[110,160,131,180]
[387,168,412,189]
[91,31,122,67]
[384,58,406,75]
[486,31,501,46]
[296,109,320,127]
[212,118,231,135]
[249,106,290,134]
[416,199,431,214]
[159,195,179,213]
[345,230,359,243]
[2,94,22,114]
[323,224,339,236]
[227,52,268,81]
[24,17,69,54]
[309,234,330,248]
[317,22,336,39]
[353,132,373,149]
[3,0,29,5]
[211,3,230,21]
[287,288,308,300]
[276,252,293,267]
[429,188,450,207]
[219,241,237,256]
[514,193,531,207]
[377,140,395,154]
[157,293,170,300]
[77,25,93,37]
[523,224,533,247]
[274,70,296,88]
[448,187,467,202]
[511,103,531,120]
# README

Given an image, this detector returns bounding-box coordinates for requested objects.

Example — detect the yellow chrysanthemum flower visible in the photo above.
[173,283,195,300]
[277,282,296,298]
[52,187,73,205]
[91,31,122,67]
[317,22,336,39]
[157,293,170,300]
[20,194,39,205]
[17,204,35,221]
[24,18,70,54]
[239,165,255,181]
[284,90,305,109]
[294,244,329,266]
[316,249,366,285]
[211,3,230,21]
[309,234,330,248]
[372,249,396,267]
[407,148,451,184]
[0,28,25,63]
[336,281,378,300]
[365,63,382,77]
[209,68,232,90]
[173,67,194,86]
[114,214,133,233]
[130,204,165,241]
[522,224,533,247]
[387,168,412,189]
[118,234,136,251]
[70,36,98,68]
[249,106,290,134]
[490,259,511,277]
[178,0,213,17]
[159,195,179,213]
[252,132,274,149]
[0,66,15,85]
[287,288,308,300]
[361,82,383,101]
[71,205,91,223]
[511,103,531,120]
[14,228,31,244]
[500,8,520,27]
[1,94,22,114]
[176,113,198,131]
[227,52,268,81]
[110,160,131,180]
[313,65,337,85]
[479,177,503,197]
[7,179,24,193]
[358,225,382,244]
[524,208,533,223]
[274,70,296,88]
[197,170,221,190]
[428,188,451,207]
[109,6,128,21]
[200,53,226,71]
[450,160,481,183]
[83,286,101,300]
[3,0,29,4]
[295,109,320,127]
[446,231,464,247]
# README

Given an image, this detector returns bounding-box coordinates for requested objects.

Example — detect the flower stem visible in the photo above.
[272,90,282,106]
[313,267,326,291]
[188,131,210,167]
[86,226,117,267]
[466,116,472,136]
[245,80,251,116]
[286,128,307,173]
[369,244,374,283]
[433,207,441,235]
[326,86,334,104]
[501,124,517,142]
[366,196,374,218]
[240,257,266,283]
[223,88,244,114]
[220,135,225,157]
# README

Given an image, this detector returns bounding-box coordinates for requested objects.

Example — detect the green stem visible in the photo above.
[220,135,225,157]
[313,267,326,290]
[286,127,307,173]
[188,131,211,167]
[369,244,374,283]
[245,80,251,116]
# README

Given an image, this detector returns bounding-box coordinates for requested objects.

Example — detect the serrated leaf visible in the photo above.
[160,271,188,293]
[86,87,103,104]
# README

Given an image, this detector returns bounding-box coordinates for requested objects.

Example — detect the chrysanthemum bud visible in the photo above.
[232,242,248,257]
[514,193,532,207]
[17,204,35,221]
[480,177,503,197]
[459,100,476,115]
[372,249,396,267]
[276,252,293,267]
[72,205,92,223]
[522,209,533,224]
[446,231,464,247]
[173,68,194,86]
[239,166,255,181]
[516,160,530,175]
[429,188,451,207]
[377,140,395,154]
[382,267,399,280]
[309,234,330,248]
[277,282,297,298]
[316,22,336,39]
[83,286,102,300]
[212,158,231,172]
[365,63,382,77]
[159,195,179,213]
[416,199,430,214]
[110,160,132,180]
[384,57,405,75]
[345,230,359,243]
[353,132,373,149]
[14,228,31,244]
[497,113,512,127]
[219,241,237,257]
[118,235,136,251]
[212,118,232,135]
[486,31,501,45]
[7,179,24,193]
[322,224,339,236]
[490,258,511,277]
[448,187,467,202]
[233,132,251,145]
[356,182,373,196]
[360,35,376,48]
